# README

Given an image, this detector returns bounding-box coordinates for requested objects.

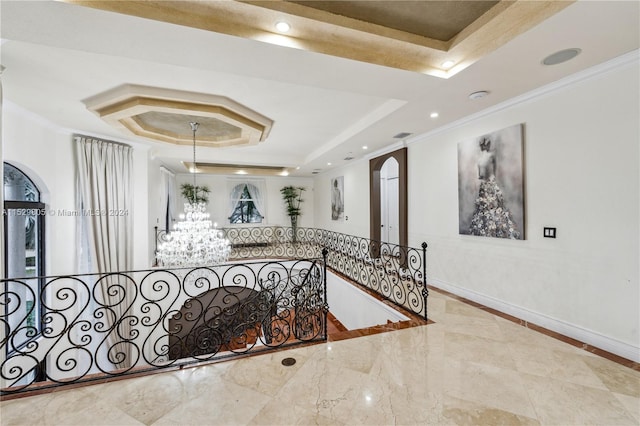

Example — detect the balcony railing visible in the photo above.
[1,255,327,396]
[157,226,429,321]
[2,228,428,397]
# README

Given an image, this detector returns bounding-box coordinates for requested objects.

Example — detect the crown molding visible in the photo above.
[407,49,640,145]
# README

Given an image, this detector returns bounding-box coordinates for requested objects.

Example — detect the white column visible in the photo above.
[1,64,4,279]
[1,63,6,388]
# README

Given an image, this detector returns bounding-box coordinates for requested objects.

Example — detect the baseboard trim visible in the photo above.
[429,278,640,364]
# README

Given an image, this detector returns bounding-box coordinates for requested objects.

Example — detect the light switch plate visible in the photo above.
[543,227,556,238]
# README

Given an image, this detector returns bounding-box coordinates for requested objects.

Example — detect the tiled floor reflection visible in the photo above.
[2,288,639,425]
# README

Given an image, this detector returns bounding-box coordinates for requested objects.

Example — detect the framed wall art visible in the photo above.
[331,176,344,221]
[458,123,525,240]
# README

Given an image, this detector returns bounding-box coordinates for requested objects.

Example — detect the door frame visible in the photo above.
[369,148,407,248]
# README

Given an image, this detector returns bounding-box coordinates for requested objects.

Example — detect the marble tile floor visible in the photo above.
[1,288,639,425]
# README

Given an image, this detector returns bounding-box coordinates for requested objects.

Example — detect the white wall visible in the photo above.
[313,57,639,361]
[3,105,76,275]
[327,271,408,329]
[313,160,370,237]
[3,105,152,274]
[406,59,638,360]
[172,173,315,228]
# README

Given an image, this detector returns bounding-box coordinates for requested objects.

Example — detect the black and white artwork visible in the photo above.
[331,176,344,221]
[458,123,525,240]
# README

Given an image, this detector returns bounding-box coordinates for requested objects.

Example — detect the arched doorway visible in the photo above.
[3,162,47,382]
[3,162,46,279]
[380,157,400,245]
[369,148,407,248]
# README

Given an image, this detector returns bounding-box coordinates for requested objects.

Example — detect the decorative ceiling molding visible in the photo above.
[184,162,291,177]
[64,0,573,78]
[83,84,273,147]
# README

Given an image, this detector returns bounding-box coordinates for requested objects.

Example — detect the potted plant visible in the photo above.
[280,186,305,242]
[180,183,210,205]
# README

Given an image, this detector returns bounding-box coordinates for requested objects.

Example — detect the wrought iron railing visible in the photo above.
[1,255,327,396]
[156,226,428,321]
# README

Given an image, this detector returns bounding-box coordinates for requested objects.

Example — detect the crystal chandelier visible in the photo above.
[156,122,231,267]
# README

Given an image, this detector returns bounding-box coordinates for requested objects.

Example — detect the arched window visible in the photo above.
[228,181,265,224]
[3,163,45,277]
[3,162,46,363]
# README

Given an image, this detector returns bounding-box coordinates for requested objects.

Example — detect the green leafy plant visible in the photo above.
[180,183,210,205]
[280,186,305,242]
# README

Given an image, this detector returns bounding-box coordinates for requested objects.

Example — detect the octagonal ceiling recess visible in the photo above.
[83,84,274,147]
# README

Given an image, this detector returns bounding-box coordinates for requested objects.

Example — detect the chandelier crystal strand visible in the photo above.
[156,122,231,267]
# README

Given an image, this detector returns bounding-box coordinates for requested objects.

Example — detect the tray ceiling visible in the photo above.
[2,1,638,176]
[64,0,572,77]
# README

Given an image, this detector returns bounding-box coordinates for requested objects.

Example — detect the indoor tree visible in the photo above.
[180,183,210,205]
[280,186,305,242]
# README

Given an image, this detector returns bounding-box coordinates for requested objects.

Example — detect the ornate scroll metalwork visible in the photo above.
[323,233,427,322]
[1,257,327,396]
[157,226,428,321]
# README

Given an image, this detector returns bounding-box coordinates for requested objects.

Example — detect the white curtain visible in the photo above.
[227,182,246,221]
[159,166,176,231]
[245,180,266,221]
[75,135,133,369]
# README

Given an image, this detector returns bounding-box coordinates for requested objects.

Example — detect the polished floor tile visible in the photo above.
[2,289,639,425]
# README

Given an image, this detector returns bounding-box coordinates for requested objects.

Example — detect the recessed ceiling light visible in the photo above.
[469,90,489,100]
[362,146,368,150]
[296,166,300,170]
[441,60,455,69]
[275,21,291,33]
[430,112,439,118]
[327,162,332,166]
[542,48,581,66]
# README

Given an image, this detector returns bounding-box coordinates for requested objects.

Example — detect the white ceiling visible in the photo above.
[1,0,638,176]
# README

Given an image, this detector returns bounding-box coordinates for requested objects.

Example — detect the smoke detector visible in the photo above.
[469,90,489,100]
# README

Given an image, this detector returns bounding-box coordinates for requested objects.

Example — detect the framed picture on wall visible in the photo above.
[331,176,344,221]
[457,123,525,240]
